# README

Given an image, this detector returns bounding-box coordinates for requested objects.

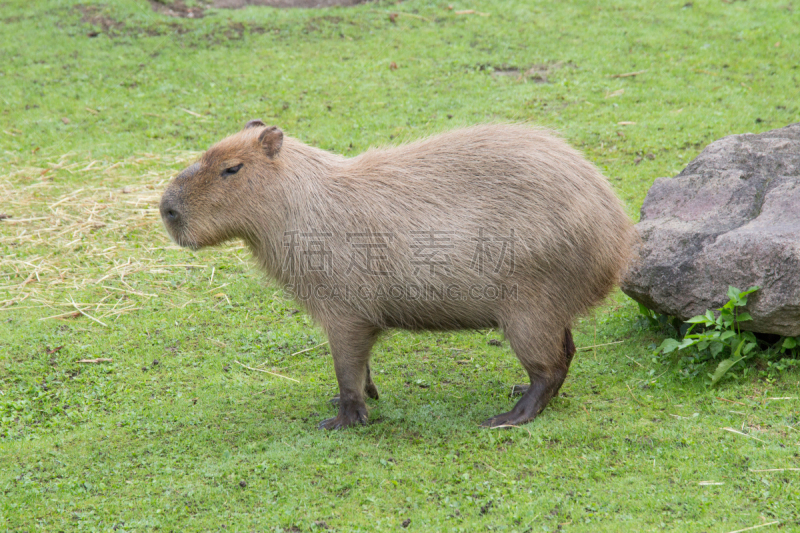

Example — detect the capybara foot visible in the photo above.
[318,401,368,429]
[480,409,538,428]
[482,374,565,428]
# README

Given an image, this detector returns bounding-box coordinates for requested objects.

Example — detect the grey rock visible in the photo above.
[621,123,800,336]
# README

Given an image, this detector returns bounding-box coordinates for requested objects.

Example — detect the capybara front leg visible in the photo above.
[482,328,575,428]
[318,325,379,430]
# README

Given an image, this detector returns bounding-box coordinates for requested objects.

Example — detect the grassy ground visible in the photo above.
[1,0,799,531]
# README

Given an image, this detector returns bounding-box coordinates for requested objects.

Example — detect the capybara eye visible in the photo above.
[222,163,243,177]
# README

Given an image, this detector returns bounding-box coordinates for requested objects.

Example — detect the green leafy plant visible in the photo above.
[646,286,800,384]
[656,286,761,385]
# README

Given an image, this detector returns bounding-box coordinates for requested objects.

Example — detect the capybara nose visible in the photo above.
[160,198,181,225]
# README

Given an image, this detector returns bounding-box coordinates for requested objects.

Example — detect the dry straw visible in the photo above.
[0,149,249,322]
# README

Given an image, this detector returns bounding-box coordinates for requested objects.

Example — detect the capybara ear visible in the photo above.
[244,119,266,129]
[259,126,284,159]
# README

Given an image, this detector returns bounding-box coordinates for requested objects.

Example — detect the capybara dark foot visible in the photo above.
[481,409,537,428]
[482,372,566,428]
[481,393,546,427]
[318,400,368,429]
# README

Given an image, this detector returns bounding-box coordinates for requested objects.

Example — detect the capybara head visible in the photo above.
[159,119,283,250]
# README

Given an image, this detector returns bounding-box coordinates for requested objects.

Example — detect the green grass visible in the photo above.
[1,0,799,531]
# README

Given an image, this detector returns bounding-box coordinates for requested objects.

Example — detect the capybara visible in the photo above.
[160,121,634,429]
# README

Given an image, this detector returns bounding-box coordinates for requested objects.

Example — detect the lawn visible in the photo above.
[1,0,799,531]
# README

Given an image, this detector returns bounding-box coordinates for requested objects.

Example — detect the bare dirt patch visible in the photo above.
[213,0,369,8]
[489,62,571,84]
[149,0,369,17]
[149,0,206,18]
[76,4,125,36]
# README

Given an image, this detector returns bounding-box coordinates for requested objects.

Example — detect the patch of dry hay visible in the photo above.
[0,150,248,322]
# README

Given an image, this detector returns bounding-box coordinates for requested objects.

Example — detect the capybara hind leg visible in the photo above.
[509,329,575,398]
[482,327,574,428]
[330,363,380,405]
[318,325,379,430]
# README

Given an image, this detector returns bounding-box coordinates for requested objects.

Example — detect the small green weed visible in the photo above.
[652,286,800,385]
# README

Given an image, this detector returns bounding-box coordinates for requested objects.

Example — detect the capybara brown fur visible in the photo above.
[160,121,635,429]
